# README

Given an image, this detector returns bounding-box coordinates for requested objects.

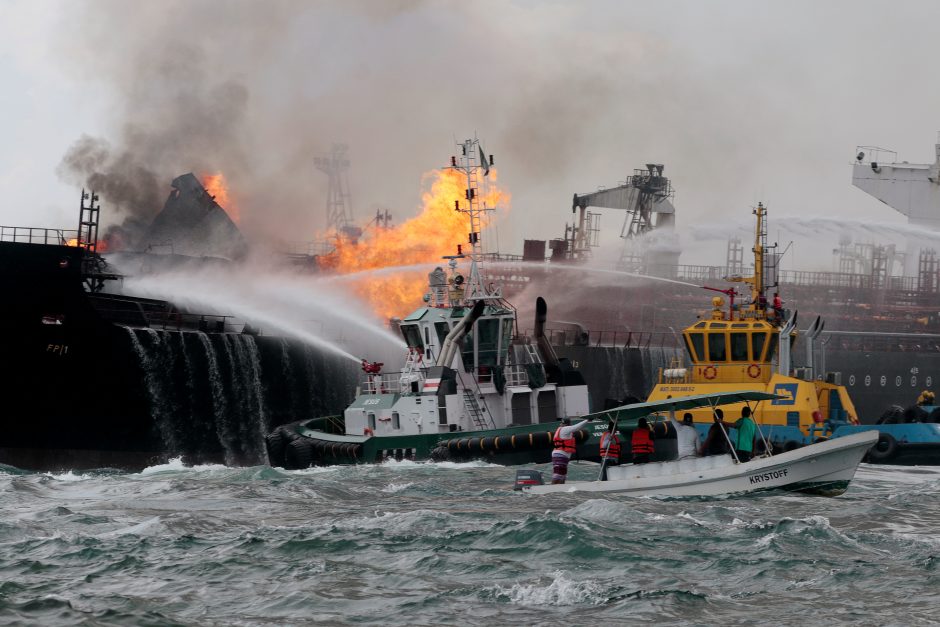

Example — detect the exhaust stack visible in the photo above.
[437,300,486,368]
[534,296,561,368]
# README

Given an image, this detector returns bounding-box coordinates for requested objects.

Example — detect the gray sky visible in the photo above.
[1,0,936,268]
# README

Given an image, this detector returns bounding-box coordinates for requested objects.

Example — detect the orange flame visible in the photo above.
[201,173,239,223]
[65,237,109,252]
[322,168,510,320]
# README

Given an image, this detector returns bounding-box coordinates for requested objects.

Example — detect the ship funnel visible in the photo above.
[534,296,561,369]
[437,300,486,368]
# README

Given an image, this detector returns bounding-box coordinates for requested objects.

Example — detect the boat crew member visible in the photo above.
[599,421,621,480]
[630,417,655,464]
[702,409,732,456]
[551,417,589,484]
[669,411,701,459]
[772,292,783,321]
[731,406,757,462]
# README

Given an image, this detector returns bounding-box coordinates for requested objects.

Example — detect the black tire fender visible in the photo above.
[285,438,314,469]
[867,432,898,463]
[264,431,285,466]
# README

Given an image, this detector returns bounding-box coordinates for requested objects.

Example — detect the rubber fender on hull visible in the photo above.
[445,428,587,455]
[265,431,286,467]
[866,433,898,463]
[285,438,315,469]
[306,438,362,461]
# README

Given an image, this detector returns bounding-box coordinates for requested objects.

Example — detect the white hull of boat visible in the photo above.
[523,430,879,498]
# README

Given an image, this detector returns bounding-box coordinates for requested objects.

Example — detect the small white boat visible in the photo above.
[519,392,879,498]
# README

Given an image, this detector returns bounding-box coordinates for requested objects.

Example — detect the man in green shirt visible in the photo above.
[732,406,757,462]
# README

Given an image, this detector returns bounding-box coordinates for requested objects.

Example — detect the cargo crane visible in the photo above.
[568,164,676,270]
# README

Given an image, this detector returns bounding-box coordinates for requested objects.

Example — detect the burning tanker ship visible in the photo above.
[0,175,359,470]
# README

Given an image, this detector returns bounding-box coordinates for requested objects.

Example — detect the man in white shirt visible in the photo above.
[669,410,701,459]
[551,417,590,484]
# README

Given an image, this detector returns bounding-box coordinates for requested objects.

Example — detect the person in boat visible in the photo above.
[599,421,621,480]
[730,406,757,462]
[702,409,733,456]
[630,417,655,464]
[669,411,701,459]
[551,417,589,484]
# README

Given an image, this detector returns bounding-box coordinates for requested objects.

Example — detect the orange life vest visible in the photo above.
[553,426,577,454]
[600,432,621,459]
[631,428,654,455]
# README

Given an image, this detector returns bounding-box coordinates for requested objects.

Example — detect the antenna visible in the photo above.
[445,138,500,302]
[315,144,362,242]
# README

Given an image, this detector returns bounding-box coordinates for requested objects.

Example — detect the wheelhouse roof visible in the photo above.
[584,391,782,425]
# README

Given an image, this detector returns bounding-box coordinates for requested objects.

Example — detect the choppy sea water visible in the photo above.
[2,460,940,626]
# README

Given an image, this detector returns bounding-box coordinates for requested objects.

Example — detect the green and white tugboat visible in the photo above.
[265,139,595,468]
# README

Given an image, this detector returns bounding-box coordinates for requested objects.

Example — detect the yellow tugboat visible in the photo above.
[647,203,859,448]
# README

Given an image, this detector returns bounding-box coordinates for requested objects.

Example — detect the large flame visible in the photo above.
[202,173,239,223]
[322,168,510,320]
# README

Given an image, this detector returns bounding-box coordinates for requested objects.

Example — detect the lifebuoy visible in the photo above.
[703,365,717,380]
[747,364,761,379]
[363,427,374,436]
[867,432,898,463]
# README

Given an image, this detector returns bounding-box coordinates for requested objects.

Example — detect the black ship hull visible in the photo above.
[0,240,358,471]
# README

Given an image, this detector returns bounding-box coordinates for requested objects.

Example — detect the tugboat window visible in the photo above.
[708,334,727,361]
[477,318,500,367]
[752,332,767,361]
[368,413,376,431]
[500,318,514,364]
[730,333,749,361]
[765,333,779,362]
[688,333,704,361]
[434,321,450,346]
[400,324,424,349]
[392,412,400,429]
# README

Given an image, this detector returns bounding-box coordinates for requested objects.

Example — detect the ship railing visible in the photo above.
[90,297,241,332]
[0,226,80,245]
[524,327,681,349]
[361,372,414,395]
[658,362,774,384]
[503,364,530,387]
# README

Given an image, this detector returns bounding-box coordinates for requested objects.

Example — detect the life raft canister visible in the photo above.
[631,428,654,455]
[553,426,577,454]
[600,432,621,459]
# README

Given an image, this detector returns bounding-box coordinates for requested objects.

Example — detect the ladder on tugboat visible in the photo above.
[462,389,490,430]
[524,342,542,364]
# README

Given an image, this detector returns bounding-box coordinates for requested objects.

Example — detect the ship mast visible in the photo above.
[752,202,765,304]
[446,138,501,302]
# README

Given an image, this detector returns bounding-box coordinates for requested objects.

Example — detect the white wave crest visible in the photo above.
[380,482,414,493]
[42,470,93,482]
[140,457,228,475]
[493,570,607,606]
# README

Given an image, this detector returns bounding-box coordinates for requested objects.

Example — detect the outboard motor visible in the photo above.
[513,469,544,490]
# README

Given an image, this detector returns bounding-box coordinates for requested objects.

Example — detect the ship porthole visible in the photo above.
[896,376,902,387]
[912,376,918,387]
[849,375,856,386]
[880,376,886,387]
[864,375,871,387]
[928,376,933,387]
